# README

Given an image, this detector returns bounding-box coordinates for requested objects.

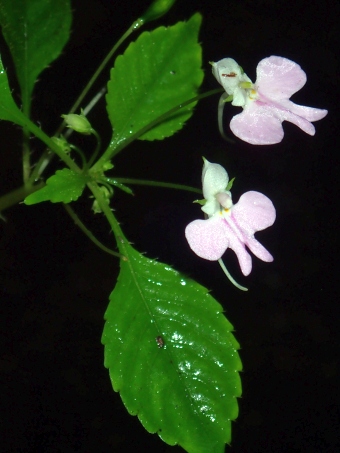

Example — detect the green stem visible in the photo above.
[218,259,248,292]
[0,182,44,212]
[24,118,80,173]
[63,203,122,259]
[22,100,32,185]
[92,88,224,171]
[0,119,81,210]
[87,181,128,259]
[54,18,144,138]
[28,149,54,184]
[112,177,202,194]
[1,112,90,211]
[217,93,235,144]
[27,90,106,186]
[87,129,102,169]
[27,17,144,186]
[82,87,107,116]
[69,145,88,169]
[22,128,31,185]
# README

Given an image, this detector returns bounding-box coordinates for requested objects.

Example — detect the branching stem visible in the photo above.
[63,203,122,259]
[112,177,201,194]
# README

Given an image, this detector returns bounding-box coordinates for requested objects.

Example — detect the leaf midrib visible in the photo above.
[121,244,222,442]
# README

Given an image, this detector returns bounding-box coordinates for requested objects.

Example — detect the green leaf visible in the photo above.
[106,13,203,147]
[0,55,29,126]
[102,243,242,452]
[0,0,72,112]
[24,169,88,205]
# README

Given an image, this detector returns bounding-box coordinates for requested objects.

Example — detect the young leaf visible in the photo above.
[0,0,72,112]
[24,169,88,205]
[106,13,203,147]
[102,243,242,452]
[0,55,29,126]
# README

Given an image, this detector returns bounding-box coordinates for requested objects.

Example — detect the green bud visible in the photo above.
[92,186,112,214]
[102,161,114,171]
[51,136,71,153]
[141,0,176,23]
[61,110,92,135]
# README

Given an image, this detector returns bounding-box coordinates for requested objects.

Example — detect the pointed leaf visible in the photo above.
[102,243,242,452]
[106,13,203,147]
[0,0,72,111]
[24,168,88,205]
[0,55,29,126]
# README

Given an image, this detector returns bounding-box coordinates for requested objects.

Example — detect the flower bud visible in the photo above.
[62,110,92,135]
[92,186,112,214]
[51,136,71,153]
[141,0,176,23]
[102,161,114,171]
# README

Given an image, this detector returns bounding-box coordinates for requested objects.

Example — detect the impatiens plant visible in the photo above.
[0,0,328,452]
[212,56,328,144]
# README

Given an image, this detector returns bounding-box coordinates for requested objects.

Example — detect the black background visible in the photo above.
[1,0,339,451]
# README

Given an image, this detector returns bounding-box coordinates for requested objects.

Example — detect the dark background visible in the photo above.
[1,0,339,451]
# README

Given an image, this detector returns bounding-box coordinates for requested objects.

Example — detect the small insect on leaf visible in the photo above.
[155,336,165,348]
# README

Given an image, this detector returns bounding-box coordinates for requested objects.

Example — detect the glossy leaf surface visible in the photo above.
[24,169,88,205]
[0,55,28,126]
[102,241,242,452]
[106,13,203,149]
[0,0,72,111]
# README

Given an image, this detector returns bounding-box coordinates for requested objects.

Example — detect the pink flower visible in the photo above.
[185,159,276,275]
[212,56,328,145]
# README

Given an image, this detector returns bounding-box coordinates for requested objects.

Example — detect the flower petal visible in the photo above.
[221,218,253,275]
[230,98,325,144]
[274,99,328,122]
[185,216,229,261]
[256,56,306,100]
[232,191,276,232]
[257,98,317,135]
[243,236,274,263]
[270,104,316,135]
[231,191,275,263]
[202,159,229,199]
[230,104,285,145]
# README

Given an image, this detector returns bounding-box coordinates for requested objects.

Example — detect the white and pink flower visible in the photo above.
[185,159,276,275]
[212,56,328,145]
